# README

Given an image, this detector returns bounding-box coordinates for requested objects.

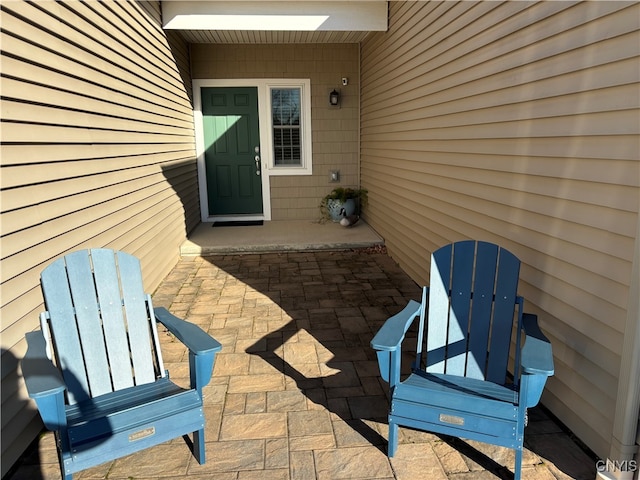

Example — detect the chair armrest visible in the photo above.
[154,307,222,355]
[22,332,66,398]
[521,313,554,376]
[154,307,222,393]
[371,300,422,352]
[371,300,422,386]
[21,332,67,430]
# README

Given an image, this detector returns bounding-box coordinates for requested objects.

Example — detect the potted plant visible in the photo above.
[320,187,368,222]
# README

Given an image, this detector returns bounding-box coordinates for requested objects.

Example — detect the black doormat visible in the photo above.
[212,220,263,227]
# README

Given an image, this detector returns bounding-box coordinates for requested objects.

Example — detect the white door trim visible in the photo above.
[193,79,272,222]
[194,78,312,222]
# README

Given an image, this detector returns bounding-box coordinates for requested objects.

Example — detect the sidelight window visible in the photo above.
[268,81,311,175]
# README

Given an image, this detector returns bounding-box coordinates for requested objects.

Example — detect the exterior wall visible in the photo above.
[360,1,639,460]
[0,1,197,474]
[191,44,359,221]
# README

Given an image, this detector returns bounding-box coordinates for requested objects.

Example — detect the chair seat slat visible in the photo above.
[398,372,518,407]
[66,377,185,423]
[67,380,200,444]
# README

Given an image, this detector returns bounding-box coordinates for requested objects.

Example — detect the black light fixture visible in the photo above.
[329,89,340,106]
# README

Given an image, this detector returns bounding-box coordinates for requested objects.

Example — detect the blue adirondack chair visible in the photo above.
[21,249,222,480]
[371,241,554,479]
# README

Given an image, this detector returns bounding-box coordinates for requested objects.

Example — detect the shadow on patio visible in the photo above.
[9,249,598,480]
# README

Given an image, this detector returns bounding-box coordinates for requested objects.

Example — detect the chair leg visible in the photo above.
[58,455,72,480]
[193,428,206,464]
[59,460,72,480]
[388,419,399,458]
[514,447,522,480]
[57,438,73,480]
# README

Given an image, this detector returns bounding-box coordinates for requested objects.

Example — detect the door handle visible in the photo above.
[255,155,261,176]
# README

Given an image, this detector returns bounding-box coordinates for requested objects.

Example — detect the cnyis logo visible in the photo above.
[596,459,638,473]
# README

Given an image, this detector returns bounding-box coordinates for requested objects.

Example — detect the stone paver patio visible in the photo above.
[10,250,598,480]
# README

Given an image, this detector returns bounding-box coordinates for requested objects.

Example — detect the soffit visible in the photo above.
[177,29,373,44]
[162,1,387,44]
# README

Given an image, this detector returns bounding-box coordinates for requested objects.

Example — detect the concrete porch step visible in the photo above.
[180,220,384,256]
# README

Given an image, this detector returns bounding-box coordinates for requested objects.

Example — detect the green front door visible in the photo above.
[202,87,263,216]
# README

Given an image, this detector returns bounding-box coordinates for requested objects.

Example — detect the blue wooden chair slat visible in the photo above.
[22,249,222,480]
[466,242,498,379]
[426,243,451,373]
[487,247,521,384]
[64,250,115,398]
[66,382,202,444]
[40,257,91,405]
[90,249,135,390]
[446,241,475,375]
[115,250,157,385]
[371,240,554,480]
[65,378,184,424]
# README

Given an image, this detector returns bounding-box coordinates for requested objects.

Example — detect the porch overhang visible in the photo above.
[162,1,388,32]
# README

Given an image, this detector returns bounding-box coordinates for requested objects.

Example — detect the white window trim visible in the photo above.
[265,81,313,175]
[193,78,313,222]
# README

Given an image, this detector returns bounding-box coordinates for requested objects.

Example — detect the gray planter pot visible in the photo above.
[327,198,356,222]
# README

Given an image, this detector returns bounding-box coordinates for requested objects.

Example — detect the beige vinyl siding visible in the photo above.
[0,1,197,474]
[360,0,639,459]
[191,44,359,221]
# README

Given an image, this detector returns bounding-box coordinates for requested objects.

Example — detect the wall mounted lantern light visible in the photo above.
[329,89,340,106]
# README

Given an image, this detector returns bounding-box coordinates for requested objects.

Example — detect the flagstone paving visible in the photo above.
[9,250,598,480]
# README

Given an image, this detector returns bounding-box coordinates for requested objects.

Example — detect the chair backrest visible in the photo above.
[39,249,165,405]
[418,240,522,385]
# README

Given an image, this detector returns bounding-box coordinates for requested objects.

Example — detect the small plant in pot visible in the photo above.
[320,187,368,222]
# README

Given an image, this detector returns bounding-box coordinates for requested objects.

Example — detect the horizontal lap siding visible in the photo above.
[360,1,639,458]
[0,1,197,473]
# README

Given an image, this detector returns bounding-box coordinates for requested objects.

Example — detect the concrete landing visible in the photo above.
[180,220,385,255]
